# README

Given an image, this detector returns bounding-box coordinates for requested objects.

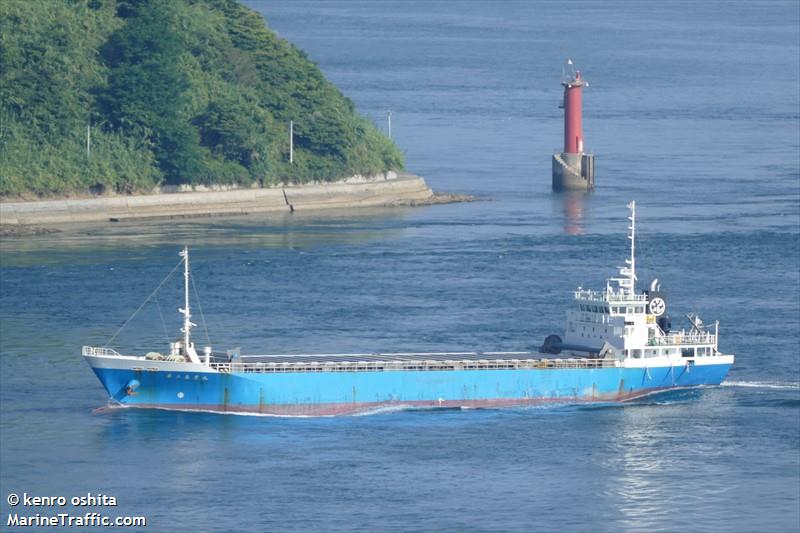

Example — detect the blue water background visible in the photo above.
[1,1,798,531]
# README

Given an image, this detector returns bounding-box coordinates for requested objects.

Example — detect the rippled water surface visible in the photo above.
[1,1,798,531]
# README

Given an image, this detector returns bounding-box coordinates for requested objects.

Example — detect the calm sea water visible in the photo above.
[1,1,798,531]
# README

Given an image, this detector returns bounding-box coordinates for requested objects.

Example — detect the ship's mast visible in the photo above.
[615,201,637,298]
[627,201,636,296]
[179,247,192,353]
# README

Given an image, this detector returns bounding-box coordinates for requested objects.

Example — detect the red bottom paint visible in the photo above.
[96,388,678,417]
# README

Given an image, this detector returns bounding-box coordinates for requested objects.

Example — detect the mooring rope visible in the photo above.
[154,293,170,345]
[635,229,655,286]
[190,269,212,349]
[104,258,183,348]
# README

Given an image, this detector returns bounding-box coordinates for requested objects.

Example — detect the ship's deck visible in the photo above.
[232,351,550,364]
[208,351,620,373]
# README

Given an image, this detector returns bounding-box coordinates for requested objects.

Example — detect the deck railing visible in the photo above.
[209,357,621,374]
[574,289,648,303]
[652,332,717,346]
[82,346,123,357]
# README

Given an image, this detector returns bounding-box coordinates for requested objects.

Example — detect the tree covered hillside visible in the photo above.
[0,0,404,197]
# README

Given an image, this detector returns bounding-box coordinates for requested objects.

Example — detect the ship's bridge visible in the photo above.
[565,285,720,360]
[560,201,722,361]
[566,286,641,355]
[574,287,648,303]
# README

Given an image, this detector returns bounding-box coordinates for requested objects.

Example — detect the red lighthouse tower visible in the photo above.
[552,59,595,191]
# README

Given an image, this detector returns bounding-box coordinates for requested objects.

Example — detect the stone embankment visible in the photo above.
[0,173,449,227]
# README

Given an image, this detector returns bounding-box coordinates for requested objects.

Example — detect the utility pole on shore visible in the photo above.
[86,123,91,158]
[387,110,392,139]
[289,120,294,164]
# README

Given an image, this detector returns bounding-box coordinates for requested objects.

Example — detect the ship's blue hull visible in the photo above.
[91,361,732,416]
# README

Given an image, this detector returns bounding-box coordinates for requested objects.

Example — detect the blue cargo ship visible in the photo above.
[83,202,734,415]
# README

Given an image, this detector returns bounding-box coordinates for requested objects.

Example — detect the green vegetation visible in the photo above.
[0,0,403,197]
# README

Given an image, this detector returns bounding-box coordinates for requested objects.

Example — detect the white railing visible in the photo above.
[82,346,123,357]
[651,332,716,347]
[574,289,647,303]
[209,357,620,374]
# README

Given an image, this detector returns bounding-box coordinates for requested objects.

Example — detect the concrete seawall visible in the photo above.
[0,174,435,226]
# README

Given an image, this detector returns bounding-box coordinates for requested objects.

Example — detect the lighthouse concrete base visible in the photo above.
[552,152,595,191]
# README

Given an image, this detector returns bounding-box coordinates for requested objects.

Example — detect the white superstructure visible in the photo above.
[559,201,730,367]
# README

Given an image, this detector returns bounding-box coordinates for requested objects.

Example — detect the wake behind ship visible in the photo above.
[83,202,734,416]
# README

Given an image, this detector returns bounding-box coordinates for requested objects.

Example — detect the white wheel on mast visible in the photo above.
[649,297,666,317]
